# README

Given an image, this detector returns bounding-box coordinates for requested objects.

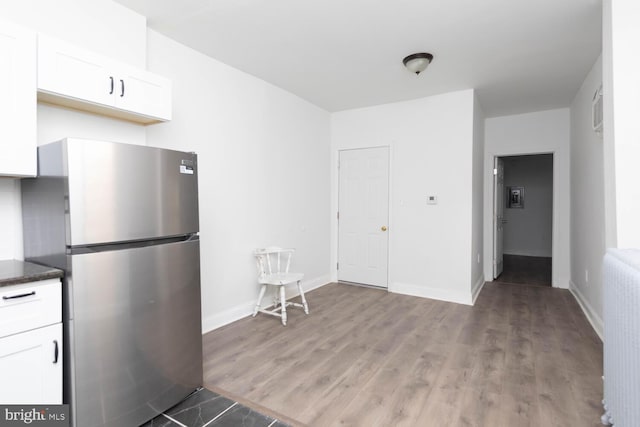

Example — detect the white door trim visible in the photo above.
[493,156,505,278]
[488,151,556,286]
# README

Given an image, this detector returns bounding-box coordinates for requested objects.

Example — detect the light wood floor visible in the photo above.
[202,282,603,426]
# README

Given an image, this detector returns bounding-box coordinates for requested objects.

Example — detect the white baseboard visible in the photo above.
[471,275,486,304]
[569,280,603,341]
[201,274,331,334]
[201,300,255,335]
[390,281,473,306]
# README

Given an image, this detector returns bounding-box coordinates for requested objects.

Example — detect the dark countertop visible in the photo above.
[0,260,64,287]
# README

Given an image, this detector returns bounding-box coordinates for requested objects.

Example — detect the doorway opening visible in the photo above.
[493,153,553,286]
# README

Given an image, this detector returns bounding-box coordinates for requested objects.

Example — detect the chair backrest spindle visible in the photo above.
[285,252,291,273]
[254,247,296,276]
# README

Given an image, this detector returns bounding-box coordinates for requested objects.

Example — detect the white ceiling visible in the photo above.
[114,0,602,117]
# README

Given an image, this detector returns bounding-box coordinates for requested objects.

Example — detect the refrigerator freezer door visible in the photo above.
[67,238,202,427]
[64,139,198,246]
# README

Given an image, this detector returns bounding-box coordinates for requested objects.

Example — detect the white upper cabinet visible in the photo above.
[37,34,172,124]
[37,35,114,108]
[113,63,172,121]
[0,20,36,177]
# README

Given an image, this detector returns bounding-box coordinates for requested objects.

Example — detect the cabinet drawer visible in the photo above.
[0,279,61,338]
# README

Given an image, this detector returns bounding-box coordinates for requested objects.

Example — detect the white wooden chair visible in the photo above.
[253,247,309,325]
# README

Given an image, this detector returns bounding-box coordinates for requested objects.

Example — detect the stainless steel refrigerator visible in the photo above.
[21,138,203,427]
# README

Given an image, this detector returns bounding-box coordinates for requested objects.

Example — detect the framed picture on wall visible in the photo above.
[508,186,524,208]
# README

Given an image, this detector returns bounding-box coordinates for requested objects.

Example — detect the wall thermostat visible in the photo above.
[427,195,438,205]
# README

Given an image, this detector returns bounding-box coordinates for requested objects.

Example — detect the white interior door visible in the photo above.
[493,157,505,278]
[338,147,389,287]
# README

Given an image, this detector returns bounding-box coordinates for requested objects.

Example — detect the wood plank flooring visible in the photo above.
[202,282,603,426]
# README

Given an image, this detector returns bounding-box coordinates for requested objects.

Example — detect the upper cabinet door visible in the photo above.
[38,35,114,107]
[37,34,172,124]
[113,64,172,121]
[0,20,36,177]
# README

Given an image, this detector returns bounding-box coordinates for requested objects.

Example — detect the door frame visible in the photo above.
[493,156,505,279]
[490,151,556,286]
[336,145,391,288]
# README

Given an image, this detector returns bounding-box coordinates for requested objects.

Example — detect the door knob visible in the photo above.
[381,226,387,231]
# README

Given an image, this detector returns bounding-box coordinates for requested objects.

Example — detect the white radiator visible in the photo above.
[602,249,640,426]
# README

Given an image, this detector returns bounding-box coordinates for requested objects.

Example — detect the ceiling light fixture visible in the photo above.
[403,53,434,75]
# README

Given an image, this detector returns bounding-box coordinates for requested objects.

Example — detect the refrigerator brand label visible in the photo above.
[180,165,194,175]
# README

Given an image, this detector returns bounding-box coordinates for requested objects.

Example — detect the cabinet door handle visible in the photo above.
[109,76,114,95]
[120,79,125,97]
[53,340,59,364]
[2,291,36,300]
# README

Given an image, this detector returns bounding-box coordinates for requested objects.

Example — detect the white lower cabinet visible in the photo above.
[0,278,62,404]
[0,323,62,404]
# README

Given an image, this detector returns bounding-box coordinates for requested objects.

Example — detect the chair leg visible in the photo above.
[297,280,309,314]
[253,284,267,317]
[279,285,287,326]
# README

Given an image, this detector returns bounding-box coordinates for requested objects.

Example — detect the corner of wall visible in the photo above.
[569,281,603,340]
[472,91,486,293]
[471,274,485,304]
[569,52,605,325]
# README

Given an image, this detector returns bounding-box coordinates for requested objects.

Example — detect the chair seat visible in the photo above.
[259,272,304,286]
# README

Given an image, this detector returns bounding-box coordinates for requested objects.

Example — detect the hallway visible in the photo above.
[496,254,552,287]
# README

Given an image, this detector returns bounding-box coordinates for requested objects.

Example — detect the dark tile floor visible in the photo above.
[141,388,289,427]
[495,254,552,286]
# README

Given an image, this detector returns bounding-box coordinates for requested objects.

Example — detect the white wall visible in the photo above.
[0,179,23,260]
[331,90,478,305]
[145,30,332,332]
[569,55,604,338]
[484,109,571,288]
[471,95,485,300]
[0,0,148,260]
[502,154,553,257]
[0,0,146,67]
[604,0,640,248]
